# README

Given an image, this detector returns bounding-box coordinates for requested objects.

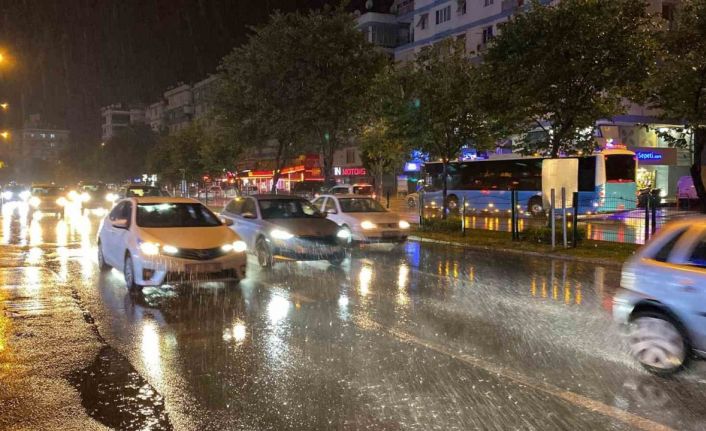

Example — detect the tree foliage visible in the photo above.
[97,124,157,181]
[215,7,386,188]
[147,123,207,184]
[384,39,501,217]
[646,0,706,210]
[359,118,409,198]
[483,0,655,157]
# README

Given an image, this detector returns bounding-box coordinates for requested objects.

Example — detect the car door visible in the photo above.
[101,201,128,267]
[233,198,259,250]
[668,227,706,351]
[322,197,341,224]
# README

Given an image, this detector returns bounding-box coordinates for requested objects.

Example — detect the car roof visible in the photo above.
[320,194,375,199]
[250,194,307,200]
[126,197,200,204]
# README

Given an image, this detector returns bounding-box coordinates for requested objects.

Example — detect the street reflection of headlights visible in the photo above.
[337,229,351,239]
[20,191,31,201]
[398,220,410,229]
[2,191,12,199]
[105,193,118,202]
[162,245,178,254]
[271,229,294,240]
[29,197,41,208]
[56,197,67,207]
[80,192,91,202]
[361,220,377,230]
[139,242,160,255]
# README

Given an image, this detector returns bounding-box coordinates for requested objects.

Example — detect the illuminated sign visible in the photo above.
[636,151,663,161]
[333,166,367,176]
[404,162,420,172]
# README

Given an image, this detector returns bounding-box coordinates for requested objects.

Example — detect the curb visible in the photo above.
[408,235,625,268]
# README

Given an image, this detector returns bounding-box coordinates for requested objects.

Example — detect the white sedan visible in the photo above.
[97,197,247,290]
[312,194,410,244]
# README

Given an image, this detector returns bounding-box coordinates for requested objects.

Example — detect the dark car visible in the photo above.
[29,184,65,217]
[77,182,110,209]
[291,181,327,200]
[1,184,30,204]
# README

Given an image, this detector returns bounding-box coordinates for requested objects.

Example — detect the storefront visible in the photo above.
[239,154,324,193]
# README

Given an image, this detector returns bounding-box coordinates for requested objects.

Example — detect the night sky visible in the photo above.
[0,0,394,144]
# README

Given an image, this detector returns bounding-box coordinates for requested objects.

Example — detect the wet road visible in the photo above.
[2,203,706,431]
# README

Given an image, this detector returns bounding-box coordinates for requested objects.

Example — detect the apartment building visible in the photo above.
[164,84,193,134]
[100,104,145,141]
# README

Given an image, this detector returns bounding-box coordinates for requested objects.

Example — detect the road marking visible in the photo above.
[371,321,673,431]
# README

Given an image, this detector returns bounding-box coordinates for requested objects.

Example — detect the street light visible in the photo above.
[0,131,9,140]
[0,103,8,111]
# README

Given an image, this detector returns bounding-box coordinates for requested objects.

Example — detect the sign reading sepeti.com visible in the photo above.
[630,147,677,166]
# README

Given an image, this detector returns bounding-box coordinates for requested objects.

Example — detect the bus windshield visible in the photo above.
[605,155,636,183]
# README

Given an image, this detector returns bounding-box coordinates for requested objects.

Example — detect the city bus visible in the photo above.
[421,149,637,216]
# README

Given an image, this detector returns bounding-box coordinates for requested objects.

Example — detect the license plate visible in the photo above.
[382,231,399,238]
[185,263,222,273]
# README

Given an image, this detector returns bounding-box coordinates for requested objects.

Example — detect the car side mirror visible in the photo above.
[221,217,234,226]
[242,212,256,219]
[112,218,129,229]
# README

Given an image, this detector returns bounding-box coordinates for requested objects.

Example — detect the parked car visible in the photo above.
[220,194,349,268]
[291,180,327,200]
[611,217,706,375]
[312,194,410,244]
[28,184,65,217]
[329,183,375,198]
[97,197,247,290]
[677,175,699,206]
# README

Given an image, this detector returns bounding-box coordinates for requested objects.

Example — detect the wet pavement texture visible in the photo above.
[1,203,706,431]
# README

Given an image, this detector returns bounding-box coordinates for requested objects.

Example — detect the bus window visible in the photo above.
[605,154,636,182]
[578,157,596,191]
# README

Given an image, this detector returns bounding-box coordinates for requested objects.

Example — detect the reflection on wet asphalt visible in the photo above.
[2,204,706,431]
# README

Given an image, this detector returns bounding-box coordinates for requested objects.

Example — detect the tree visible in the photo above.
[483,0,655,157]
[647,0,706,211]
[97,124,157,182]
[147,123,206,186]
[214,7,386,190]
[359,118,409,199]
[387,39,501,218]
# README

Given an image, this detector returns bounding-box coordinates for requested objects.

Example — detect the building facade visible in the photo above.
[100,104,145,141]
[164,84,193,134]
[146,101,165,133]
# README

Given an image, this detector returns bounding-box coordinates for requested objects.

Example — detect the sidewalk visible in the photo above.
[0,264,107,431]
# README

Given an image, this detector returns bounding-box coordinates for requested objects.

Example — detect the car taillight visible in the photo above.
[602,296,613,314]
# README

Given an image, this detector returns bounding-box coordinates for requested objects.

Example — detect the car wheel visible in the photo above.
[528,197,544,217]
[97,241,111,271]
[628,311,689,375]
[123,254,141,291]
[256,238,273,269]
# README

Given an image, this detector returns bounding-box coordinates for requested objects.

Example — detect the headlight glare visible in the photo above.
[399,220,410,229]
[139,242,160,255]
[270,229,294,240]
[105,193,118,202]
[80,192,91,202]
[360,220,377,230]
[232,240,247,252]
[56,197,67,207]
[2,191,12,199]
[29,197,41,208]
[68,190,79,201]
[337,229,351,239]
[19,191,31,201]
[162,245,178,254]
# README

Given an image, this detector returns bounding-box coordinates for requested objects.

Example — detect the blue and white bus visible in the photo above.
[421,149,637,216]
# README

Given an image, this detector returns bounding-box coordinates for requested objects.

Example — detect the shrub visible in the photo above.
[418,217,463,233]
[521,225,586,244]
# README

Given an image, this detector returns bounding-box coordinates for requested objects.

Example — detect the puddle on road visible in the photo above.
[68,345,172,431]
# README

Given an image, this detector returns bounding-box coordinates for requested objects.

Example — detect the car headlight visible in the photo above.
[270,229,294,240]
[337,229,351,239]
[56,197,67,207]
[80,192,91,202]
[232,240,247,252]
[2,191,12,200]
[360,220,377,230]
[29,197,41,208]
[19,191,31,201]
[105,193,118,202]
[139,242,160,255]
[162,245,178,254]
[68,190,79,201]
[398,220,410,229]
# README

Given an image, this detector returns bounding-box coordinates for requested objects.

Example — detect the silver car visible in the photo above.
[612,217,706,375]
[220,195,350,268]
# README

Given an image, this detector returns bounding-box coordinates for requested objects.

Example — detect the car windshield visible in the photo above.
[339,198,386,213]
[32,187,63,196]
[127,187,162,197]
[136,203,222,228]
[81,184,105,192]
[605,155,636,182]
[258,199,321,219]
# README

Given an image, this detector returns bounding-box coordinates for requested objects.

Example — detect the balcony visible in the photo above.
[397,0,414,16]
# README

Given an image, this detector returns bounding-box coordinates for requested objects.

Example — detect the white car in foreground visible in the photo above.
[97,197,247,290]
[312,194,410,244]
[612,217,706,375]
